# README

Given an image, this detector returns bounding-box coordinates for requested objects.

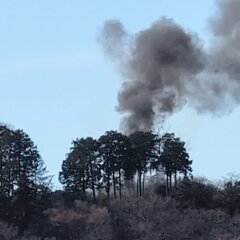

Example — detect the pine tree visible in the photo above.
[159,133,192,195]
[129,131,157,197]
[0,125,50,230]
[59,137,101,201]
[99,131,131,199]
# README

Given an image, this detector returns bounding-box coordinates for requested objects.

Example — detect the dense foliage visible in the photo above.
[0,125,51,232]
[59,130,192,200]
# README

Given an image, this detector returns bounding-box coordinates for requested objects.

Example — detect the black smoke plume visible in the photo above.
[99,0,240,134]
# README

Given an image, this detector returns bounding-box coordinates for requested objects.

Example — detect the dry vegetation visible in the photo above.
[1,177,240,240]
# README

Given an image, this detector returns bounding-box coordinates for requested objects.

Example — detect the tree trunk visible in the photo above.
[107,160,111,201]
[107,172,110,201]
[174,171,177,188]
[119,169,122,199]
[92,183,96,202]
[82,175,86,200]
[139,171,142,197]
[136,172,139,198]
[113,170,117,199]
[166,175,169,196]
[90,165,96,202]
[8,163,11,197]
[169,173,172,192]
[142,172,145,197]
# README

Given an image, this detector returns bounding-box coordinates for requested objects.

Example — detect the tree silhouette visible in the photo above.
[0,125,50,230]
[99,131,131,199]
[82,137,101,202]
[60,130,192,201]
[60,137,101,201]
[159,133,192,195]
[129,131,157,197]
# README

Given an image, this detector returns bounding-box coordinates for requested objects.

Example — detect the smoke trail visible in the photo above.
[210,0,240,83]
[99,0,240,134]
[99,20,127,62]
[192,0,240,114]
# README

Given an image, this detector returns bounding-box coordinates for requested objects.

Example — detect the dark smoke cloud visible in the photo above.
[100,0,240,134]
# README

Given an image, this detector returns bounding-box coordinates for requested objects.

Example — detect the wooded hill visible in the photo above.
[0,124,240,240]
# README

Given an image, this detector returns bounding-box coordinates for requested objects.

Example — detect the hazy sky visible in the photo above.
[1,0,239,187]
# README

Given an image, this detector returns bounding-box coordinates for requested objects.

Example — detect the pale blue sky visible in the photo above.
[1,0,238,187]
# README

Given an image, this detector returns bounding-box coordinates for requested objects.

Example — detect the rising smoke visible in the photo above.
[99,0,240,134]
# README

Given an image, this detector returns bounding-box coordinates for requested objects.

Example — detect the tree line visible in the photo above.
[59,130,192,201]
[2,123,240,239]
[0,124,192,226]
[0,124,192,204]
